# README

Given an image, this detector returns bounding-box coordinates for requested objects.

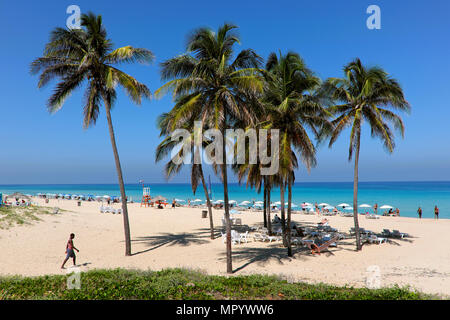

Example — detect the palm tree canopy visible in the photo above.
[262,51,331,177]
[155,23,264,132]
[323,58,410,159]
[30,12,153,128]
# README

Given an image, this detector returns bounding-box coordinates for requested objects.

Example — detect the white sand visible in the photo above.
[1,198,449,296]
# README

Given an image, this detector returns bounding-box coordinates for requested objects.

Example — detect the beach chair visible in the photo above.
[392,230,408,238]
[239,231,249,243]
[368,235,387,244]
[221,232,226,244]
[253,233,264,242]
[231,230,241,244]
[381,229,392,237]
[305,235,339,255]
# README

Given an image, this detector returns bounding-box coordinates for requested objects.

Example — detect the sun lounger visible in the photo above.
[305,235,339,255]
[366,214,380,219]
[366,234,387,244]
[392,230,408,238]
[381,229,392,237]
[253,233,265,241]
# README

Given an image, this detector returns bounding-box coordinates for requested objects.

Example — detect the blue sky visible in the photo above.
[0,0,449,184]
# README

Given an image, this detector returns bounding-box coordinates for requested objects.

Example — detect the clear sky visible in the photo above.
[1,0,449,184]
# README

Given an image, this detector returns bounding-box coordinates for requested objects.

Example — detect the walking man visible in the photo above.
[61,233,79,269]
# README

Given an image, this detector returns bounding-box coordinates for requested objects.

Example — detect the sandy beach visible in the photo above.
[1,198,449,297]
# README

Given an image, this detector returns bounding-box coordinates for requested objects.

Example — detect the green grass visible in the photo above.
[0,268,437,300]
[0,206,57,229]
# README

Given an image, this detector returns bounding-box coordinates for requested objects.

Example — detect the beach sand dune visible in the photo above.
[1,198,449,297]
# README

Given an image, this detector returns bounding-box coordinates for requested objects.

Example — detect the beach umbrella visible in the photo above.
[239,201,250,206]
[337,203,350,207]
[103,195,111,199]
[344,206,354,211]
[274,201,281,205]
[303,202,312,206]
[254,201,263,205]
[253,203,263,207]
[175,199,185,202]
[318,203,329,207]
[359,204,372,208]
[229,200,237,204]
[380,205,393,209]
[153,195,167,202]
[324,205,335,210]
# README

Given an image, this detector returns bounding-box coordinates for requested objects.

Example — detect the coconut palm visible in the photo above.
[30,13,153,256]
[156,110,215,239]
[156,23,263,273]
[323,58,410,250]
[263,52,331,256]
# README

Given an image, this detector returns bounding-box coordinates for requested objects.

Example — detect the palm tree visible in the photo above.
[263,52,330,256]
[323,58,410,250]
[156,23,263,273]
[156,110,215,239]
[30,13,153,256]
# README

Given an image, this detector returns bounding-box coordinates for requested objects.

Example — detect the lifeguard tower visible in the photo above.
[141,187,151,207]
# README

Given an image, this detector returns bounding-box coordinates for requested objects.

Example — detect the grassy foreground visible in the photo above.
[0,268,436,300]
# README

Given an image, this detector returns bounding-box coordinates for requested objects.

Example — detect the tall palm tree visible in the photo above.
[30,13,153,256]
[263,52,330,256]
[156,110,215,239]
[323,58,410,250]
[156,23,263,273]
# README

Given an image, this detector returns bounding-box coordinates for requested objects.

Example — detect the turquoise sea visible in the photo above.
[0,181,448,219]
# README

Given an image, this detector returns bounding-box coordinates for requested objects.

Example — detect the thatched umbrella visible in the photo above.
[6,192,31,201]
[152,195,167,202]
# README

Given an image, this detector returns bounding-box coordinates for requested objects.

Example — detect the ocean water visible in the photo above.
[0,181,448,219]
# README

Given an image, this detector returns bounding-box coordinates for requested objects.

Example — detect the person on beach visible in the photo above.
[417,207,422,219]
[61,233,79,269]
[435,206,439,219]
[395,208,400,216]
[172,198,176,209]
[374,203,378,215]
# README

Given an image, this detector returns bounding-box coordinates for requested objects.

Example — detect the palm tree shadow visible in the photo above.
[130,228,215,256]
[222,244,312,273]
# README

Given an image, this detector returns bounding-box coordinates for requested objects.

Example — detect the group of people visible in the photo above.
[416,206,439,219]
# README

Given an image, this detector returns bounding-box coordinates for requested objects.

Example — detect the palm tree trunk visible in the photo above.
[263,177,268,228]
[199,164,214,239]
[280,179,287,246]
[353,133,362,251]
[222,110,232,274]
[287,174,293,257]
[104,101,131,256]
[267,183,272,236]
